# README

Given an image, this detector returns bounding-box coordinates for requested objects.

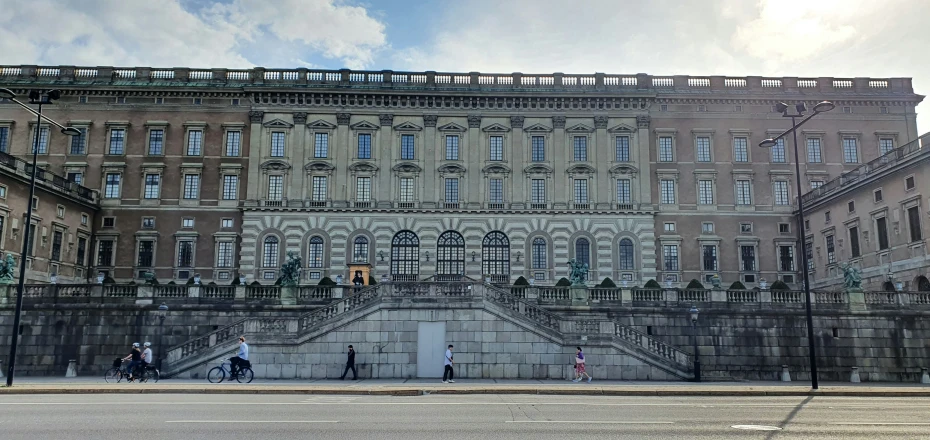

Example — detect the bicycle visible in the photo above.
[104,358,160,383]
[207,358,254,383]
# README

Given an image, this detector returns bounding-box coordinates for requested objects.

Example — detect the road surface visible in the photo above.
[1,393,928,439]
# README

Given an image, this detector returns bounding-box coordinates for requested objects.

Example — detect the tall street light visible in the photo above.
[0,88,82,387]
[689,306,701,382]
[156,303,169,370]
[759,100,835,390]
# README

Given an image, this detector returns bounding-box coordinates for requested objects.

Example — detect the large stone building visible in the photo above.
[0,66,924,287]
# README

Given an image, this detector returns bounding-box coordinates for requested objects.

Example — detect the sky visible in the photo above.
[0,0,926,131]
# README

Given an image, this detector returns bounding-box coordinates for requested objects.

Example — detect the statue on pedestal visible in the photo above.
[567,259,589,287]
[841,262,863,292]
[0,253,16,284]
[278,251,302,287]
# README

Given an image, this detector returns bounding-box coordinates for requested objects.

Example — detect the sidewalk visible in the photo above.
[2,377,930,397]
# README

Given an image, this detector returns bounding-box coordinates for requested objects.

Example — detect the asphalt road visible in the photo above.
[1,394,928,439]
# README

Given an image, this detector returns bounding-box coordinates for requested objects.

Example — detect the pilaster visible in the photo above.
[467,115,481,209]
[378,114,394,208]
[636,115,653,206]
[289,112,308,200]
[423,115,438,207]
[246,111,265,199]
[510,116,526,209]
[552,116,566,206]
[335,113,351,205]
[594,115,609,209]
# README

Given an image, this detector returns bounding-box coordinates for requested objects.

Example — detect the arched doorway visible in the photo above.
[482,231,510,283]
[918,276,930,292]
[436,231,465,281]
[390,231,420,281]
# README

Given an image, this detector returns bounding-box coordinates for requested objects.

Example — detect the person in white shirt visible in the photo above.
[141,342,154,369]
[442,344,455,383]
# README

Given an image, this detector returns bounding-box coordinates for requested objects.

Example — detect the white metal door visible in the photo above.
[416,322,446,378]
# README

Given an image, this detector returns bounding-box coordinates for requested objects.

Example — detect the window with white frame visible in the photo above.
[222,175,238,200]
[445,135,459,160]
[356,177,371,202]
[617,179,632,204]
[143,174,160,199]
[104,173,121,198]
[664,222,676,232]
[615,136,630,162]
[270,131,285,157]
[444,178,459,203]
[779,245,795,271]
[267,175,283,200]
[488,178,503,203]
[735,180,752,205]
[843,138,859,163]
[400,177,414,202]
[0,126,8,153]
[696,136,711,162]
[663,244,679,271]
[807,138,822,163]
[357,133,372,159]
[221,218,233,228]
[702,245,718,271]
[573,136,587,161]
[618,238,634,270]
[353,236,369,263]
[573,179,588,203]
[311,176,327,201]
[401,134,415,160]
[733,137,748,162]
[216,242,234,268]
[182,174,200,199]
[97,239,114,266]
[660,179,675,204]
[805,239,814,270]
[698,180,714,205]
[879,138,895,155]
[70,127,87,155]
[532,237,547,270]
[658,136,673,162]
[702,222,714,233]
[489,135,503,161]
[33,126,49,154]
[262,236,279,267]
[531,179,546,205]
[771,138,786,163]
[183,218,195,228]
[307,236,324,268]
[773,181,789,205]
[314,133,328,158]
[148,129,164,155]
[740,245,756,271]
[226,131,241,156]
[134,240,152,267]
[186,130,203,156]
[531,136,545,161]
[810,180,824,189]
[108,128,125,155]
[67,172,83,185]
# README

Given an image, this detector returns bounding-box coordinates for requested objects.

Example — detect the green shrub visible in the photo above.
[368,275,378,285]
[729,281,747,290]
[103,276,116,284]
[513,276,530,286]
[599,277,617,288]
[318,277,337,286]
[231,276,241,286]
[250,281,262,286]
[686,279,705,289]
[770,280,790,291]
[208,281,217,286]
[185,277,195,285]
[555,277,572,287]
[644,279,661,288]
[167,281,176,285]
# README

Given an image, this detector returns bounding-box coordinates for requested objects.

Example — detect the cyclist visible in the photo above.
[123,342,143,381]
[229,336,249,377]
[141,342,154,372]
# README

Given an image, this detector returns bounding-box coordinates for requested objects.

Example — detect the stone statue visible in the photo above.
[841,262,863,292]
[710,274,722,289]
[0,253,15,284]
[278,251,302,287]
[567,259,589,287]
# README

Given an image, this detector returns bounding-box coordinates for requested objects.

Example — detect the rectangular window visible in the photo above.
[773,181,789,205]
[177,241,193,268]
[736,180,752,205]
[226,131,241,157]
[531,136,545,162]
[702,245,717,271]
[142,217,155,229]
[780,245,796,271]
[879,138,895,155]
[807,138,822,163]
[740,245,756,271]
[811,180,824,189]
[108,128,125,155]
[0,126,8,153]
[848,201,856,213]
[696,136,711,162]
[67,172,83,185]
[356,177,371,202]
[874,189,883,203]
[143,174,160,199]
[445,135,459,160]
[97,240,114,266]
[76,237,87,266]
[615,136,630,162]
[664,222,676,232]
[51,231,63,261]
[806,239,814,270]
[314,133,328,158]
[733,137,748,162]
[617,179,632,204]
[148,129,164,155]
[267,131,284,157]
[573,136,587,161]
[221,219,233,228]
[698,180,714,205]
[658,136,673,162]
[849,226,861,258]
[663,245,679,271]
[34,126,49,154]
[660,179,676,204]
[906,176,915,190]
[531,179,546,204]
[489,178,503,203]
[444,178,459,203]
[489,135,503,161]
[69,127,87,154]
[357,133,372,159]
[573,179,588,203]
[400,178,414,202]
[182,218,194,228]
[27,224,35,257]
[826,235,836,264]
[183,174,200,199]
[702,222,714,233]
[877,217,889,250]
[401,134,415,160]
[908,206,923,242]
[222,175,238,200]
[216,242,234,268]
[104,173,121,198]
[267,175,283,200]
[137,240,154,267]
[771,138,787,163]
[843,138,859,163]
[311,176,327,201]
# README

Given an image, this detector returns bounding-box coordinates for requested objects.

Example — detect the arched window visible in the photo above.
[307,236,324,268]
[391,231,420,281]
[575,238,590,267]
[352,236,369,263]
[532,238,547,269]
[918,276,930,292]
[482,231,510,282]
[618,238,634,271]
[262,236,279,268]
[436,231,465,280]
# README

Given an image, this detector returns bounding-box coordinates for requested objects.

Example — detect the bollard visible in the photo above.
[850,366,860,383]
[780,365,791,382]
[921,368,930,385]
[65,359,77,378]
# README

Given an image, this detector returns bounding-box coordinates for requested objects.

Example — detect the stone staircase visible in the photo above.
[163,281,695,380]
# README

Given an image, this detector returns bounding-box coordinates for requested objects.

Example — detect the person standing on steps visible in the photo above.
[442,344,455,383]
[340,345,358,380]
[572,346,592,383]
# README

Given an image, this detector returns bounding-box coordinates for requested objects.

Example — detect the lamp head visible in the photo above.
[795,103,807,114]
[775,102,789,114]
[158,303,169,312]
[759,138,777,149]
[689,306,699,323]
[46,90,62,101]
[0,88,15,100]
[813,101,836,113]
[62,127,82,136]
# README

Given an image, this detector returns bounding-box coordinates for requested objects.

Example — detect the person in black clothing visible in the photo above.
[352,271,364,287]
[340,345,358,380]
[122,342,143,381]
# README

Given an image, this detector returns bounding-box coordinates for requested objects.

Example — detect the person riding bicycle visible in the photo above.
[123,342,143,381]
[141,342,154,371]
[229,336,249,377]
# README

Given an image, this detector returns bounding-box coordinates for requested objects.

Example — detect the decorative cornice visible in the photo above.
[292,112,308,125]
[336,113,351,125]
[379,114,394,126]
[467,115,482,128]
[248,111,264,124]
[423,115,438,127]
[510,116,525,129]
[594,116,608,129]
[552,116,566,129]
[392,162,422,173]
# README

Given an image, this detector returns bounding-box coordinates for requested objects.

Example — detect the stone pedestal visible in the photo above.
[234,285,246,300]
[281,286,297,305]
[0,284,10,305]
[710,288,726,302]
[65,359,77,378]
[921,368,929,384]
[850,367,861,383]
[847,288,865,311]
[570,286,589,306]
[136,285,154,305]
[780,365,791,382]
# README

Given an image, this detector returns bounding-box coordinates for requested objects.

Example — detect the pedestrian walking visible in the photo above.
[340,345,358,380]
[572,346,592,383]
[442,344,455,383]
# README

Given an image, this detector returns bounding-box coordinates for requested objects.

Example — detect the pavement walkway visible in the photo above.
[2,377,930,397]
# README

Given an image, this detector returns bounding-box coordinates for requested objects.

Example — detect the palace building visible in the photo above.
[0,66,923,289]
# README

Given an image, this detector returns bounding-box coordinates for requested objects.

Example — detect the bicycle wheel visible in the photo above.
[236,368,254,384]
[149,369,160,383]
[104,368,120,383]
[207,366,226,383]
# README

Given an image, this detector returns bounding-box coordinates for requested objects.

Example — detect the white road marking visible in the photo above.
[831,422,930,426]
[166,420,338,424]
[506,421,674,424]
[0,401,922,408]
[732,425,782,431]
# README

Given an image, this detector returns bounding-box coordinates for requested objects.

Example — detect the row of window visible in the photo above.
[660,179,792,206]
[0,125,244,157]
[816,206,924,270]
[656,135,894,164]
[660,243,794,274]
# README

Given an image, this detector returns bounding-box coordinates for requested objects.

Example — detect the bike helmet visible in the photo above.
[143,342,151,347]
[132,342,140,347]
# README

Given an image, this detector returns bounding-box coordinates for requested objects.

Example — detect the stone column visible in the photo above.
[246,111,265,200]
[378,114,394,208]
[289,112,308,200]
[635,115,653,207]
[422,115,438,208]
[594,116,609,209]
[510,116,525,209]
[335,113,351,206]
[552,116,566,207]
[467,115,481,209]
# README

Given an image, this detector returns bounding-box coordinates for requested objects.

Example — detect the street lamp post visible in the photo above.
[1,88,83,387]
[156,303,169,370]
[689,306,701,382]
[759,100,835,390]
